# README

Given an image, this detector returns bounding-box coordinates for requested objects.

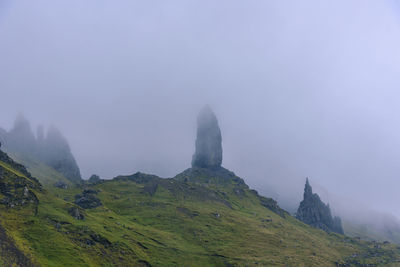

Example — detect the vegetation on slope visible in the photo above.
[2,151,400,266]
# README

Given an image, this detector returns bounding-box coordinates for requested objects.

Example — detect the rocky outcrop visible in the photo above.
[296,179,344,234]
[0,115,82,183]
[0,149,36,180]
[175,166,246,187]
[74,189,102,209]
[0,149,41,213]
[191,106,222,169]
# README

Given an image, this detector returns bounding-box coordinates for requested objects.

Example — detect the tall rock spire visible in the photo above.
[191,105,223,169]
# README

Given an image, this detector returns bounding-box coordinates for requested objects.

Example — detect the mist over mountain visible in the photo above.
[2,0,400,259]
[0,115,82,183]
[2,104,400,265]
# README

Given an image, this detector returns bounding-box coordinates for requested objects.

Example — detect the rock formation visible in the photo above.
[0,149,41,210]
[296,178,344,234]
[42,126,82,183]
[332,216,344,234]
[0,115,82,183]
[7,113,37,154]
[74,189,102,209]
[191,106,222,169]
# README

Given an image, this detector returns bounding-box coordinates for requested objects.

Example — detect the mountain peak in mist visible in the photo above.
[0,115,82,183]
[191,105,222,169]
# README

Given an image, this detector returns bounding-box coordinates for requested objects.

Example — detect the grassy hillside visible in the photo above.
[2,151,400,266]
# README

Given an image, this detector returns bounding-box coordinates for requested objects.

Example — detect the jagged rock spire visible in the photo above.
[296,178,344,234]
[191,105,222,169]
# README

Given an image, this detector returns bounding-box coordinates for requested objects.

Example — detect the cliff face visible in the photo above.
[191,106,223,169]
[296,179,344,234]
[0,115,82,183]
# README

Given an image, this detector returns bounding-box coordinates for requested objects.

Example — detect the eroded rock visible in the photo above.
[296,178,344,234]
[74,189,102,209]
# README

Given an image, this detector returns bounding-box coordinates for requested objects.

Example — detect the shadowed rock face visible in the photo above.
[296,178,344,234]
[191,106,222,169]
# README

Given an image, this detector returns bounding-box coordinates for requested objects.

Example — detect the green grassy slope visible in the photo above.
[2,152,400,266]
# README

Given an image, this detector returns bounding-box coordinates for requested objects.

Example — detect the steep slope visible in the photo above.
[0,150,41,266]
[5,151,75,189]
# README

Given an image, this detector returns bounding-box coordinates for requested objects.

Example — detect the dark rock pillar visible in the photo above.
[191,106,222,169]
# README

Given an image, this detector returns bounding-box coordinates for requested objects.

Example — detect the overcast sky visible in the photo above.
[1,0,400,218]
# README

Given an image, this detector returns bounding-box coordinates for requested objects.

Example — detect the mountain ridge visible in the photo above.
[1,108,400,265]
